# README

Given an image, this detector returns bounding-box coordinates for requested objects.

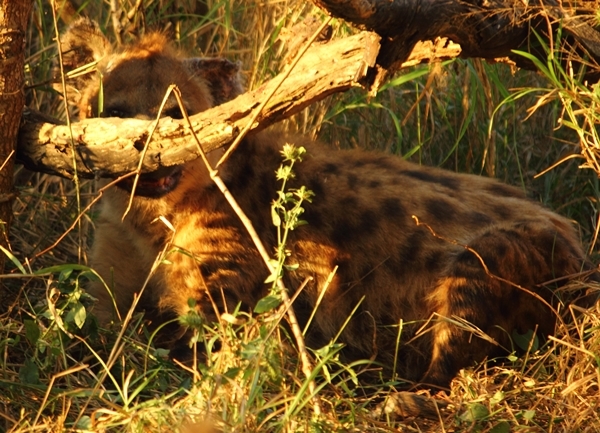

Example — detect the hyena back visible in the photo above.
[57,18,594,387]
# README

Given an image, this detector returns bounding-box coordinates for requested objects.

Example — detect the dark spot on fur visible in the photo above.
[493,241,508,259]
[536,230,562,257]
[371,155,396,171]
[498,228,521,242]
[308,176,325,197]
[347,174,358,189]
[258,172,275,205]
[230,159,255,193]
[350,155,396,171]
[359,209,377,235]
[199,262,216,278]
[390,230,425,270]
[491,204,513,220]
[486,183,526,198]
[425,198,457,222]
[403,170,461,190]
[358,263,378,284]
[425,250,443,271]
[498,298,512,318]
[369,180,381,189]
[465,211,493,226]
[381,197,406,219]
[339,195,358,209]
[451,251,486,279]
[352,159,366,169]
[323,162,339,174]
[204,215,230,229]
[304,206,324,229]
[331,218,354,246]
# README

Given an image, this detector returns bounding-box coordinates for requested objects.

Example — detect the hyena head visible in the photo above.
[54,18,242,219]
[55,17,242,120]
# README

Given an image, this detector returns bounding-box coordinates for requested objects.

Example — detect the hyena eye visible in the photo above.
[164,107,185,120]
[101,108,129,118]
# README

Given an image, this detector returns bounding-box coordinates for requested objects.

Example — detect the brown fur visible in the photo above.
[58,18,595,388]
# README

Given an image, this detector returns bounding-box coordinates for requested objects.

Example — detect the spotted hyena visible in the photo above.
[56,18,595,387]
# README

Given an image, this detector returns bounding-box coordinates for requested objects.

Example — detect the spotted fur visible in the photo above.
[57,18,595,388]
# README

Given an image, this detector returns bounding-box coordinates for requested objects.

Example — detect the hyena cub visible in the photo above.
[57,18,594,387]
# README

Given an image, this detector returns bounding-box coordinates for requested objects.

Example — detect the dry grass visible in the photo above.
[2,0,599,432]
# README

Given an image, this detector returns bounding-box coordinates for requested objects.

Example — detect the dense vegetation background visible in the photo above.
[1,1,599,431]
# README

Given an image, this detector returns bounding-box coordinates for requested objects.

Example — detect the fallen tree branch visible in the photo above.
[312,0,600,87]
[18,32,379,179]
[17,30,465,180]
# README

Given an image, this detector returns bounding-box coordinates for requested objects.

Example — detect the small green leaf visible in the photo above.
[271,206,281,227]
[154,348,170,359]
[460,403,489,422]
[291,219,308,229]
[523,410,536,421]
[59,268,74,282]
[223,367,242,380]
[19,358,40,385]
[65,302,87,329]
[490,390,505,407]
[0,245,27,274]
[489,421,510,433]
[34,263,92,275]
[264,271,279,284]
[512,329,539,352]
[72,302,87,329]
[24,320,40,346]
[179,309,203,329]
[507,353,518,362]
[76,416,93,430]
[254,295,281,314]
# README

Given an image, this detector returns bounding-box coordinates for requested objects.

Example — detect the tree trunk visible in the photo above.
[0,0,31,273]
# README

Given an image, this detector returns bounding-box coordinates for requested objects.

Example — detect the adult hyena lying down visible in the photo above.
[57,18,594,387]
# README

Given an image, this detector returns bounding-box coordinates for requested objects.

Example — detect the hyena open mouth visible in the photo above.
[117,165,183,198]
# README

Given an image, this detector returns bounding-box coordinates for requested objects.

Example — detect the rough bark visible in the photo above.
[312,0,600,86]
[0,0,31,271]
[17,31,460,179]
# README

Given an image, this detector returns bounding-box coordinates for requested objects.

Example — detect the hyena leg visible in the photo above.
[89,222,156,325]
[421,220,585,387]
[151,214,268,348]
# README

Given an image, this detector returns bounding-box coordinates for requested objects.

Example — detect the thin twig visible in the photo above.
[122,84,177,219]
[216,16,333,168]
[51,1,83,262]
[173,86,323,416]
[33,173,136,260]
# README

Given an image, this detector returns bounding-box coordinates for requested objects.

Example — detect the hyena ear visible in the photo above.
[53,17,112,118]
[182,58,244,106]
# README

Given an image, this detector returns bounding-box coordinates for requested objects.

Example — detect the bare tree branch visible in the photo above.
[312,0,600,86]
[18,32,379,179]
[17,31,464,180]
